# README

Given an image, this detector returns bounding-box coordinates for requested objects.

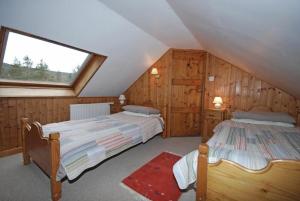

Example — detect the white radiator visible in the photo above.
[70,102,113,120]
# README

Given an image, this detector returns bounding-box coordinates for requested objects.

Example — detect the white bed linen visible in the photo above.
[173,120,300,189]
[42,112,164,180]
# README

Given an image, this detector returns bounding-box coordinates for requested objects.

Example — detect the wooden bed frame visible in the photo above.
[195,105,300,201]
[21,118,61,201]
[21,111,163,201]
[196,144,300,201]
[21,105,299,201]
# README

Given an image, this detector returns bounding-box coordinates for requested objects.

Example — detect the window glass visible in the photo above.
[1,32,89,85]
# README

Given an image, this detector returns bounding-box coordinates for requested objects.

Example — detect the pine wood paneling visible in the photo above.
[126,50,300,139]
[205,54,300,118]
[170,50,206,137]
[125,49,206,137]
[0,96,119,156]
[125,49,173,137]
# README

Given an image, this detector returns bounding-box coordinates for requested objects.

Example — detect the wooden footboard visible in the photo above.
[196,144,300,201]
[21,118,61,201]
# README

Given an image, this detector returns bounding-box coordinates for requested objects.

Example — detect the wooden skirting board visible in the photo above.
[0,147,22,157]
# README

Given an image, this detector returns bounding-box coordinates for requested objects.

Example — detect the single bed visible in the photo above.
[173,107,300,201]
[21,111,164,201]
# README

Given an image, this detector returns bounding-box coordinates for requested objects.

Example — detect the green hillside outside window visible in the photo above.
[0,31,89,85]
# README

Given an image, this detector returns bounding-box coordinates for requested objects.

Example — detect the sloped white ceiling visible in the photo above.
[167,0,300,98]
[1,0,300,98]
[0,0,168,96]
[99,0,202,49]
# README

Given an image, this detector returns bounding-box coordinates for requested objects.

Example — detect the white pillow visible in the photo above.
[232,111,295,124]
[232,118,295,127]
[122,105,160,114]
[122,111,161,117]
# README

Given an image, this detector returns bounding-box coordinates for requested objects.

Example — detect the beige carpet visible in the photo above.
[0,135,199,201]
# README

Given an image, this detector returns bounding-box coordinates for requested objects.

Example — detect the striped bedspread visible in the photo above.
[173,120,300,189]
[42,112,164,180]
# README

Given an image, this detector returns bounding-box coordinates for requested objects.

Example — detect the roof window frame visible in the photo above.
[0,26,106,97]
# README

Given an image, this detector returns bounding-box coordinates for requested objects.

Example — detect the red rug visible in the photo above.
[122,152,182,201]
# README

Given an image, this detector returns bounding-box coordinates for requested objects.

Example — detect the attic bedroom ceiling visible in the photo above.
[0,0,299,98]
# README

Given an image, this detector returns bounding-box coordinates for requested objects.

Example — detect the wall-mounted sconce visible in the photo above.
[213,96,223,109]
[151,67,160,79]
[119,94,126,105]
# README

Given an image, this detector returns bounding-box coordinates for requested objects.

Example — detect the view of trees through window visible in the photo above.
[0,31,89,85]
[1,56,80,84]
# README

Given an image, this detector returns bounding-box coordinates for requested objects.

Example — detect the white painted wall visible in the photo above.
[99,0,202,49]
[0,0,168,96]
[167,0,300,98]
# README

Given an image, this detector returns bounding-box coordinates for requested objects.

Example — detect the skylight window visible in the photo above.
[1,31,89,85]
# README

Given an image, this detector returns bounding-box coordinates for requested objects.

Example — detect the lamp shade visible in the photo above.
[213,97,223,104]
[119,94,126,101]
[213,96,223,109]
[151,68,158,75]
[119,94,126,104]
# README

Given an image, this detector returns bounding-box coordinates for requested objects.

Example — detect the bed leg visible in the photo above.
[23,152,31,165]
[196,144,208,201]
[50,132,61,201]
[21,118,31,165]
[51,179,61,201]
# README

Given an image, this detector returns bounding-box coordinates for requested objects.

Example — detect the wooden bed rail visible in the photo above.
[196,143,300,201]
[21,118,61,201]
[196,144,208,201]
[21,118,31,165]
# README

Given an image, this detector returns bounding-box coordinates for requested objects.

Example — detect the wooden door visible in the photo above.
[168,50,206,137]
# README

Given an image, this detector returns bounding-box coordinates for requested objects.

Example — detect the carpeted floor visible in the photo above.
[0,136,200,201]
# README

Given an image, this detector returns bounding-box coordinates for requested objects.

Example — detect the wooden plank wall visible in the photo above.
[169,50,206,137]
[205,54,300,119]
[125,49,206,137]
[126,49,300,136]
[0,97,120,156]
[125,49,173,137]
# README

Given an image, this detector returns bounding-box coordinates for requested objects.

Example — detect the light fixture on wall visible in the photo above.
[213,96,223,109]
[151,67,160,79]
[119,94,126,105]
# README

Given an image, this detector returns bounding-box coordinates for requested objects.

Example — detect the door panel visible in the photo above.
[169,51,206,137]
[171,113,201,136]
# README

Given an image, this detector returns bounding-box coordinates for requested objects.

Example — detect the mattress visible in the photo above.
[173,120,300,189]
[42,112,164,180]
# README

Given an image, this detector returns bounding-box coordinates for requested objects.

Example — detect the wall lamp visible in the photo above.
[119,94,126,105]
[151,67,160,79]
